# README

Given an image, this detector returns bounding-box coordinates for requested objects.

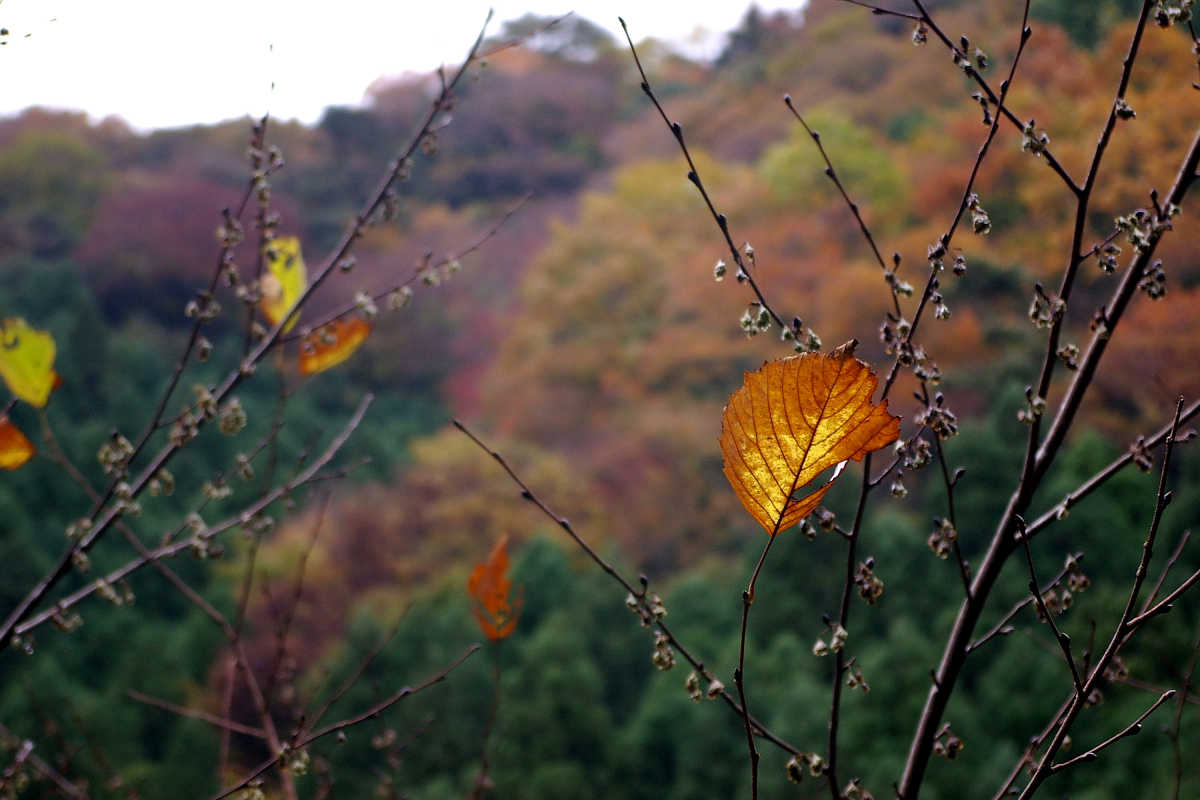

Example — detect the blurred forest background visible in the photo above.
[1,1,1198,798]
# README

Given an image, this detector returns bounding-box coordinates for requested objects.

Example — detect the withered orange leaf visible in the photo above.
[0,416,35,470]
[720,342,900,536]
[467,534,523,641]
[298,318,371,376]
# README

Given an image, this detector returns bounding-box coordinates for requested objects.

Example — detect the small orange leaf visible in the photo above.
[467,534,523,641]
[0,416,35,470]
[298,318,371,376]
[720,342,900,536]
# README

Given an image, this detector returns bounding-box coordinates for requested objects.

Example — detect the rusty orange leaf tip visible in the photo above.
[720,341,900,536]
[0,415,34,470]
[468,534,524,641]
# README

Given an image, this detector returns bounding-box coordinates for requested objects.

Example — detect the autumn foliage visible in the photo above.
[467,535,523,641]
[720,344,900,536]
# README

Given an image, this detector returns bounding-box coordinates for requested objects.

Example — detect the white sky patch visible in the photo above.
[0,1,802,131]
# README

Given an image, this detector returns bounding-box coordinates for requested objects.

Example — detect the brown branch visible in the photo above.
[967,553,1084,654]
[453,421,804,758]
[210,644,480,800]
[619,18,791,335]
[14,395,373,639]
[0,0,493,650]
[280,193,531,343]
[1049,690,1175,775]
[1014,398,1185,799]
[126,690,266,738]
[1017,521,1083,694]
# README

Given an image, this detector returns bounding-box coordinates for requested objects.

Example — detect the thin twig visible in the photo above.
[1017,520,1083,694]
[126,690,266,738]
[210,645,480,800]
[453,421,804,756]
[1049,690,1175,774]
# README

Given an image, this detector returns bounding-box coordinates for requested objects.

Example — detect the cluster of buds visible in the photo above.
[928,517,957,559]
[1056,342,1080,370]
[1065,554,1091,593]
[1114,98,1136,120]
[1028,283,1065,330]
[387,285,414,311]
[1103,654,1129,683]
[879,313,911,359]
[65,518,92,542]
[954,35,988,72]
[95,577,135,607]
[785,752,827,783]
[113,481,141,518]
[932,725,964,759]
[1129,436,1155,472]
[895,435,933,471]
[683,671,724,701]
[843,778,876,799]
[916,394,959,440]
[1097,241,1122,273]
[1035,587,1073,620]
[911,22,928,46]
[624,591,666,627]
[967,193,991,235]
[50,607,83,634]
[1138,259,1167,299]
[971,91,993,126]
[97,431,134,477]
[740,302,772,338]
[845,658,871,694]
[201,477,232,501]
[813,622,848,657]
[854,558,884,605]
[1153,0,1194,27]
[781,317,822,353]
[883,253,915,297]
[218,397,247,436]
[1017,386,1047,425]
[184,290,221,323]
[1020,119,1050,156]
[239,511,275,539]
[230,455,253,484]
[651,630,675,670]
[217,209,244,247]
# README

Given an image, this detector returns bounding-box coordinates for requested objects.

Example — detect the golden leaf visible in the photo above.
[260,236,307,332]
[0,318,58,408]
[467,534,523,641]
[298,318,371,376]
[720,342,900,536]
[0,416,35,470]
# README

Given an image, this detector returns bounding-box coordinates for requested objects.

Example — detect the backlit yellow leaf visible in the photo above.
[298,318,371,376]
[720,342,900,536]
[260,236,307,332]
[0,318,57,408]
[0,416,34,470]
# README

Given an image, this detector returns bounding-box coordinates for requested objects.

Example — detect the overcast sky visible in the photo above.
[0,1,801,131]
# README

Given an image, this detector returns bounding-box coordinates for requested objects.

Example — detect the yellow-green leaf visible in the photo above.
[260,236,306,332]
[720,342,900,536]
[0,318,57,408]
